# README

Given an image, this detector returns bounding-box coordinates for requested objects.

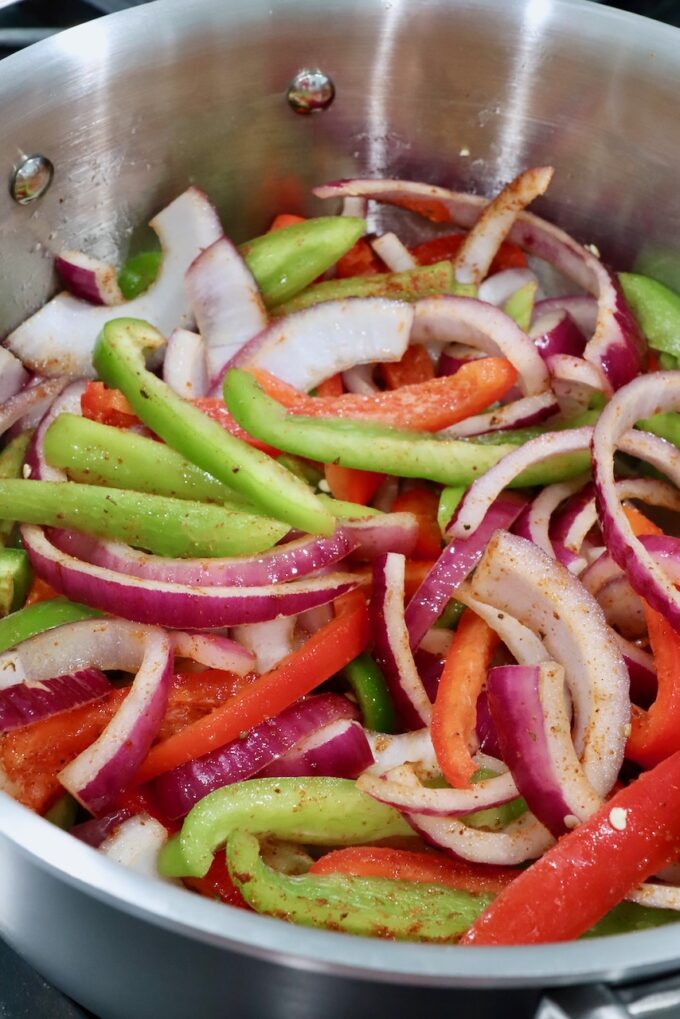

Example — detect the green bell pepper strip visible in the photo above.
[317,494,381,519]
[44,794,79,831]
[467,409,601,447]
[0,432,32,545]
[619,272,680,358]
[44,414,255,510]
[0,479,287,558]
[437,485,466,534]
[433,599,465,630]
[240,217,366,307]
[276,453,323,488]
[224,369,591,489]
[502,280,536,331]
[0,598,101,654]
[343,652,397,733]
[93,319,334,536]
[463,769,527,831]
[583,901,680,939]
[275,262,474,315]
[0,548,31,616]
[637,412,680,449]
[118,218,365,307]
[226,829,492,943]
[158,777,413,879]
[118,250,163,300]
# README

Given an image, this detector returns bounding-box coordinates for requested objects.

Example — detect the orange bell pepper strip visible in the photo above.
[268,213,306,232]
[431,609,499,788]
[324,463,385,505]
[392,487,442,559]
[315,373,344,398]
[336,238,385,278]
[380,344,435,389]
[619,504,680,767]
[410,234,528,272]
[191,397,280,456]
[135,597,369,782]
[81,381,140,429]
[184,851,249,909]
[24,577,60,606]
[248,357,518,433]
[461,749,680,945]
[310,846,517,896]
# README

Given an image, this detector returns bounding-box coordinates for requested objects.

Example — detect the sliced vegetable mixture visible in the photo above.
[3,167,680,944]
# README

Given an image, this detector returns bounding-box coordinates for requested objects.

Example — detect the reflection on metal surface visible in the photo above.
[10,153,53,204]
[286,69,335,114]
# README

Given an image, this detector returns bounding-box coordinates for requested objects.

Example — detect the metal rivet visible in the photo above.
[286,69,335,115]
[10,154,54,205]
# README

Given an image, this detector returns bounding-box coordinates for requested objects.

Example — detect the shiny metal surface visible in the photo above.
[0,0,679,1013]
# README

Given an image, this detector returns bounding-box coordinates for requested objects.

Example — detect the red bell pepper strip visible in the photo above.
[461,749,680,945]
[410,234,528,272]
[431,609,499,788]
[81,381,139,429]
[391,486,442,559]
[336,238,385,278]
[184,851,249,909]
[309,846,517,896]
[315,373,344,398]
[380,344,435,389]
[324,463,385,506]
[249,357,518,433]
[135,597,370,782]
[403,559,438,602]
[24,577,59,606]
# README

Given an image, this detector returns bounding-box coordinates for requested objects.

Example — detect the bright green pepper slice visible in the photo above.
[0,479,287,558]
[619,272,680,358]
[0,548,31,616]
[226,830,492,942]
[118,250,163,300]
[275,262,473,315]
[0,598,101,654]
[240,217,365,307]
[503,280,536,331]
[93,319,334,535]
[584,901,680,939]
[158,777,412,879]
[44,414,254,510]
[44,794,79,831]
[343,653,397,733]
[0,432,32,546]
[437,485,466,534]
[224,369,591,489]
[463,769,527,831]
[317,494,382,519]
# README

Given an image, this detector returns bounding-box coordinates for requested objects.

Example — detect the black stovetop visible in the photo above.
[0,0,679,1016]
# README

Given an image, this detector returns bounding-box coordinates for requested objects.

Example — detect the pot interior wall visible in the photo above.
[0,0,678,337]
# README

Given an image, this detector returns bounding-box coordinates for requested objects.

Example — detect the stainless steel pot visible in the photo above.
[1,1,680,1016]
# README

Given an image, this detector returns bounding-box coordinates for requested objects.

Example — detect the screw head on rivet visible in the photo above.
[10,154,54,205]
[286,69,335,115]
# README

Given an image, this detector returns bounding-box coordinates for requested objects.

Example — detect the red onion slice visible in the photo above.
[405,494,527,650]
[170,632,254,674]
[150,693,356,818]
[232,617,296,674]
[533,296,597,337]
[100,814,169,877]
[626,883,680,911]
[223,298,413,394]
[0,668,111,734]
[23,526,358,629]
[370,233,416,272]
[531,312,586,361]
[596,575,645,638]
[455,585,549,666]
[440,391,559,438]
[6,187,223,378]
[452,167,554,284]
[0,378,67,442]
[0,348,29,404]
[471,531,629,796]
[592,373,680,632]
[313,179,645,390]
[372,553,433,729]
[259,718,373,779]
[513,475,589,572]
[341,364,379,395]
[478,269,539,307]
[447,427,592,542]
[51,525,359,587]
[546,354,607,414]
[185,236,267,381]
[358,757,518,818]
[488,662,602,836]
[412,296,549,396]
[365,728,439,778]
[0,618,173,814]
[54,251,123,307]
[24,379,88,482]
[71,807,133,848]
[560,479,680,558]
[162,329,208,399]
